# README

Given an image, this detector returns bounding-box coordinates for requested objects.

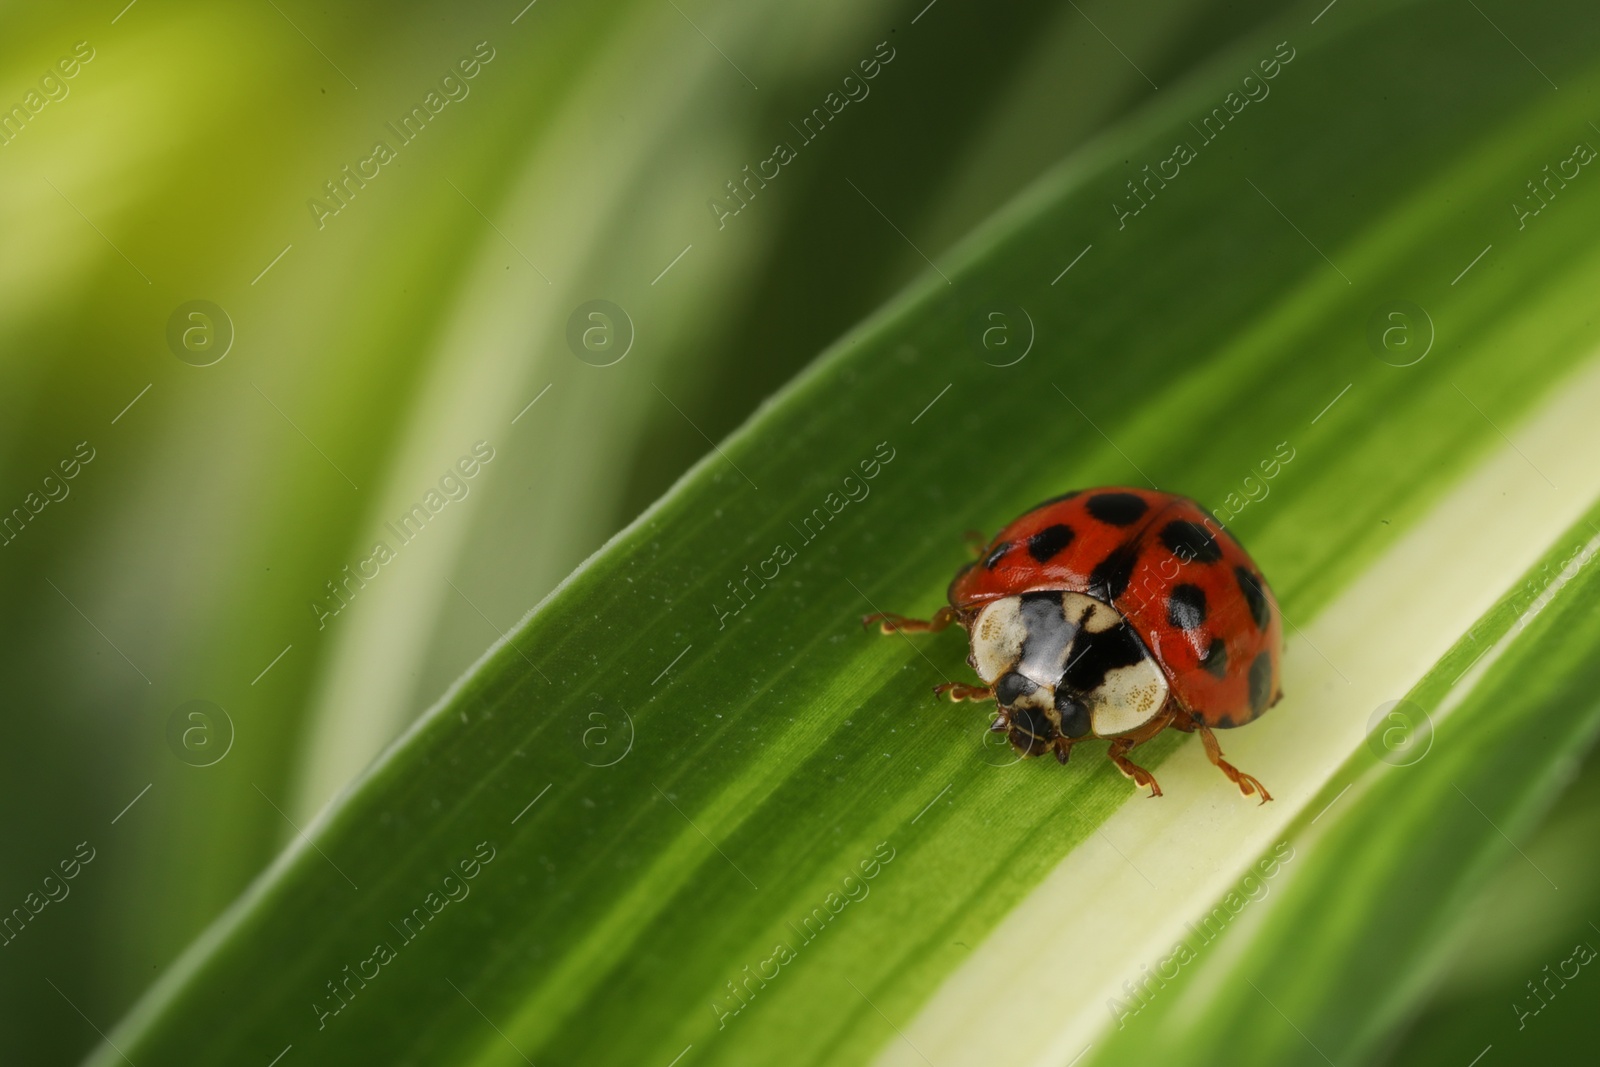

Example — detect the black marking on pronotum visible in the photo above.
[983,541,1012,569]
[1160,520,1222,564]
[1236,566,1270,630]
[1087,542,1140,601]
[1248,651,1273,717]
[1202,637,1229,679]
[1061,619,1146,694]
[995,671,1037,706]
[1055,692,1092,737]
[1085,492,1149,526]
[1019,590,1070,611]
[1027,524,1075,562]
[1166,584,1207,630]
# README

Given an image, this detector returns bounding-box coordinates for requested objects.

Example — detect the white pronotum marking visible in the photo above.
[969,593,1168,735]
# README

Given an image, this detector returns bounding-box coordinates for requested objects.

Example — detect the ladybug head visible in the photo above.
[972,592,1170,754]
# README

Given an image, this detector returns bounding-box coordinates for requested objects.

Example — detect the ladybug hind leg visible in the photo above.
[1191,719,1273,804]
[863,605,959,635]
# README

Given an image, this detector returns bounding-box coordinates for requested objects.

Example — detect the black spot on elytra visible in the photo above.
[1087,542,1140,601]
[1026,524,1075,562]
[1248,651,1273,717]
[1086,492,1149,526]
[983,541,1011,569]
[1202,637,1229,679]
[1166,584,1207,630]
[1160,520,1222,564]
[1055,692,1092,738]
[995,671,1037,706]
[1062,620,1146,693]
[1236,566,1270,630]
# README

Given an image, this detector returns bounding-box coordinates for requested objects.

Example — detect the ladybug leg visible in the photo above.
[932,681,994,703]
[1192,720,1273,804]
[1051,737,1076,765]
[862,605,959,634]
[1106,737,1163,798]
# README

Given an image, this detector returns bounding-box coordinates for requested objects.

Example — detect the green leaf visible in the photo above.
[5,8,1254,1058]
[88,1,1600,1064]
[1078,502,1600,1067]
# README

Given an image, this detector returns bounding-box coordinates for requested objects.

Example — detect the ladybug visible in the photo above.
[865,488,1282,801]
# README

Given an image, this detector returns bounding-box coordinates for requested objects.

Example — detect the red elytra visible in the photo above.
[866,487,1283,801]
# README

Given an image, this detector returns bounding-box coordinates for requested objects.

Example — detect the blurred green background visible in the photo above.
[3,0,1599,1064]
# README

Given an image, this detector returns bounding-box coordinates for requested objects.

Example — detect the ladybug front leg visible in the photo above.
[862,605,959,634]
[932,681,993,703]
[1106,737,1163,798]
[1191,721,1273,804]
